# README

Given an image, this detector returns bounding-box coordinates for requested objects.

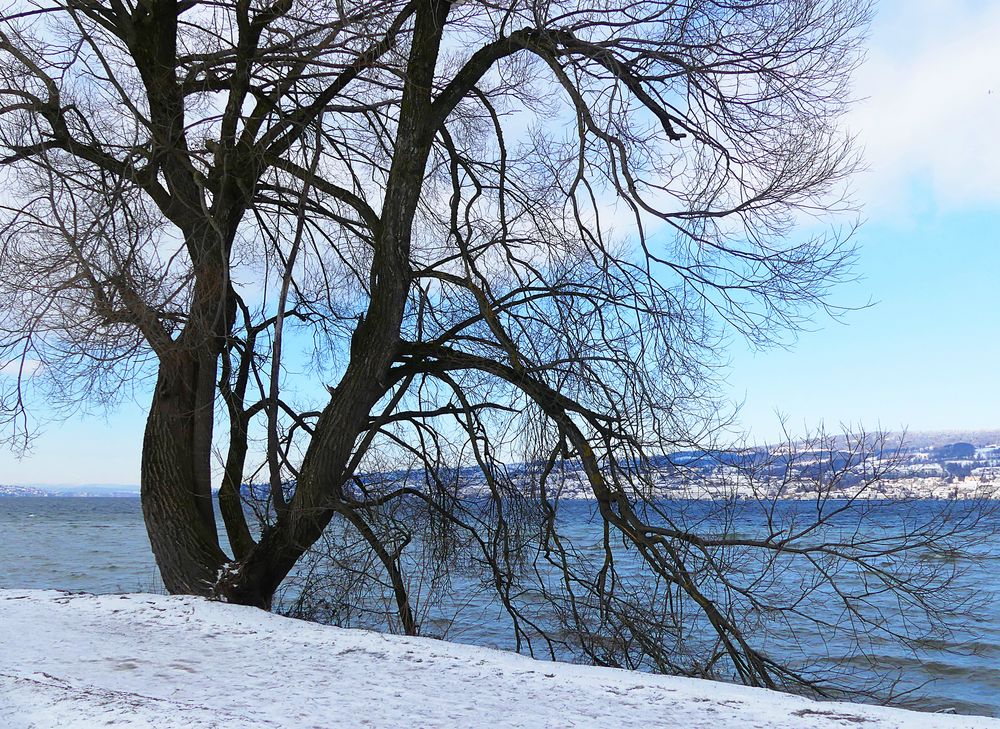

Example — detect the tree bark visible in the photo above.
[216,0,451,610]
[142,348,229,595]
[217,414,256,562]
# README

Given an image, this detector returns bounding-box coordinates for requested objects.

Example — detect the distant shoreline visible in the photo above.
[3,489,996,501]
[0,486,139,497]
[3,431,998,500]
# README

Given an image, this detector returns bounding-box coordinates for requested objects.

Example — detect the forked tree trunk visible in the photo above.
[142,349,229,595]
[213,0,448,611]
[140,0,447,611]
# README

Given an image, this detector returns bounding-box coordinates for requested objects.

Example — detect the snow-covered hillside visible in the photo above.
[0,590,995,728]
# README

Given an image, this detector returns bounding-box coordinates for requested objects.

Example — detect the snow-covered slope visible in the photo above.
[0,590,994,728]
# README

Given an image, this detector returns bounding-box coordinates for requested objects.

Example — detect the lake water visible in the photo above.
[2,496,998,717]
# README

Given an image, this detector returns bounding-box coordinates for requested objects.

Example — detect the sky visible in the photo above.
[727,0,1000,442]
[1,0,999,485]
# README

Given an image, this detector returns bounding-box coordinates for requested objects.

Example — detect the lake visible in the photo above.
[2,496,998,717]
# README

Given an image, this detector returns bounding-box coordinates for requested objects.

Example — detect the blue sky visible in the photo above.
[728,211,1000,441]
[2,0,999,484]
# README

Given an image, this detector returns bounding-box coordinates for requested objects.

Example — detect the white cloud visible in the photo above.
[849,0,1000,218]
[0,359,41,378]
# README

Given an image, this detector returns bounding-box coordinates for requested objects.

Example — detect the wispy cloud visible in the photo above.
[0,359,41,378]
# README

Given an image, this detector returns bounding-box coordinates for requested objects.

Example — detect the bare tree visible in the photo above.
[5,0,986,699]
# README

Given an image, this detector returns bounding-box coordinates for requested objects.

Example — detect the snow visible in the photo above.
[0,590,996,729]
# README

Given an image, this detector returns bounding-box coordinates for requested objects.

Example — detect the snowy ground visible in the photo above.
[1,590,996,729]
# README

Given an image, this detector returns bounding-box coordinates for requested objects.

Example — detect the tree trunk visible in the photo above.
[214,0,450,611]
[217,418,255,562]
[142,349,229,595]
[143,0,450,610]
